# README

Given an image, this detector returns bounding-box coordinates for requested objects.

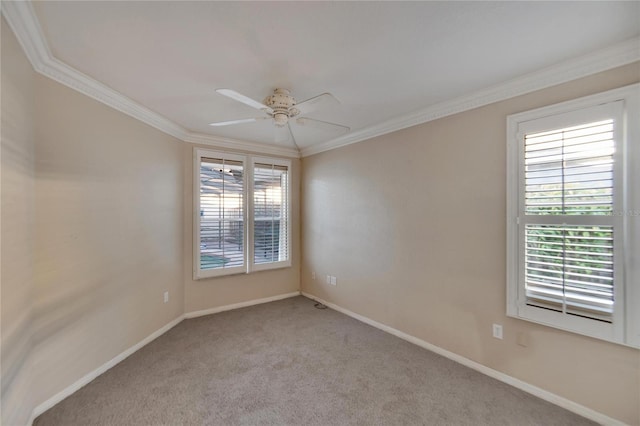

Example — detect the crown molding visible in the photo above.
[183,132,299,158]
[3,2,637,160]
[1,2,300,159]
[301,36,640,157]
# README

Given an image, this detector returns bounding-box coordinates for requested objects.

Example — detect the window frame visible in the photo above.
[193,148,292,280]
[250,156,293,273]
[506,83,640,348]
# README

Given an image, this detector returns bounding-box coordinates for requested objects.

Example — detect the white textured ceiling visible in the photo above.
[33,1,640,152]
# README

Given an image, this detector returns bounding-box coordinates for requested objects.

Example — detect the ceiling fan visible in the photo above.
[209,88,350,148]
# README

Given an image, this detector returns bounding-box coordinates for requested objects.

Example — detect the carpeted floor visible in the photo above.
[35,296,595,425]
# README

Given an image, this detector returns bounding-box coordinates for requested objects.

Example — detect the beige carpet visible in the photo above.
[35,296,595,425]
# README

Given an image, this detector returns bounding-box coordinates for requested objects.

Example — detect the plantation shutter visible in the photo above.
[199,157,245,271]
[253,163,289,265]
[522,117,617,322]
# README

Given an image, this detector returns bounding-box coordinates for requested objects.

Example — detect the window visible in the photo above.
[194,149,291,279]
[253,162,290,269]
[506,84,639,347]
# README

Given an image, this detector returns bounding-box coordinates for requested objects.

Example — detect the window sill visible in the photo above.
[194,263,292,281]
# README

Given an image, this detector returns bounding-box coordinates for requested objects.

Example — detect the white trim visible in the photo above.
[300,292,625,426]
[507,83,640,123]
[193,149,202,280]
[247,155,256,272]
[25,291,300,424]
[194,149,248,280]
[0,1,300,159]
[194,149,293,279]
[2,2,638,160]
[249,156,293,272]
[184,132,299,159]
[16,286,626,425]
[184,291,300,319]
[301,37,640,157]
[622,84,640,348]
[506,83,640,348]
[27,315,185,425]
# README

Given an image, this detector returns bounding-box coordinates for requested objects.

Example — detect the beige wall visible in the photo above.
[301,62,640,424]
[1,18,37,426]
[1,17,300,422]
[3,12,638,424]
[182,143,300,313]
[1,17,185,423]
[30,73,185,406]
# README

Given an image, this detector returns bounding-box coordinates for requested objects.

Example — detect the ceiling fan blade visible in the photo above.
[295,93,339,115]
[216,89,273,113]
[287,123,300,151]
[209,117,268,126]
[296,117,350,133]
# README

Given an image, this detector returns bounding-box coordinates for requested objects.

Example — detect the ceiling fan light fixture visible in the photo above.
[273,112,289,127]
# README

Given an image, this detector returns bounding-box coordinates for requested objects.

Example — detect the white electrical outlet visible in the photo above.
[330,276,337,286]
[164,291,169,303]
[492,324,503,339]
[326,275,331,284]
[312,271,316,280]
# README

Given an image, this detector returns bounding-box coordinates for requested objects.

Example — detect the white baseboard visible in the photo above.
[184,291,301,319]
[28,314,185,425]
[26,291,301,425]
[27,290,621,425]
[300,292,624,426]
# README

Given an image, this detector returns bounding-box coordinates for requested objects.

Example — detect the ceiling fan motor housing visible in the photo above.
[264,88,300,126]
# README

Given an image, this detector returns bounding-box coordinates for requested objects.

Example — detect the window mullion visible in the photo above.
[561,226,567,315]
[246,156,253,273]
[221,158,226,262]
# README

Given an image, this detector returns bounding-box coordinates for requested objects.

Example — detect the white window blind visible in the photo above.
[507,84,640,347]
[524,120,614,216]
[199,157,245,273]
[194,149,292,279]
[523,120,615,322]
[253,163,289,265]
